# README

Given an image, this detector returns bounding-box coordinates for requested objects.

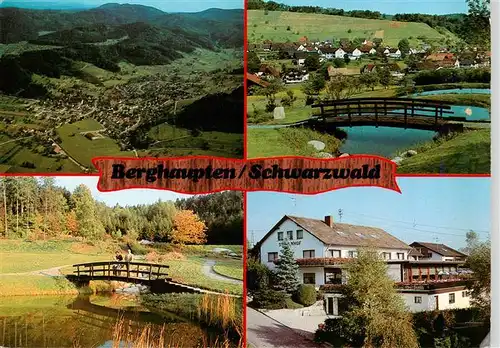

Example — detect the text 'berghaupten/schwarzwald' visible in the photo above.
[111,164,381,183]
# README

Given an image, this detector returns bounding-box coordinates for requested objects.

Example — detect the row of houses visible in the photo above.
[253,214,471,314]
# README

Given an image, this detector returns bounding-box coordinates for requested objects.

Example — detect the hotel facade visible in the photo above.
[255,215,471,315]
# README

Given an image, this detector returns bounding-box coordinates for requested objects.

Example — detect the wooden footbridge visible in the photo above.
[66,261,201,294]
[310,98,463,133]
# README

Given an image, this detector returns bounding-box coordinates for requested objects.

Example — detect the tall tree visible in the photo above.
[398,38,410,58]
[274,240,300,293]
[466,236,491,317]
[72,184,104,239]
[171,210,207,245]
[341,248,418,348]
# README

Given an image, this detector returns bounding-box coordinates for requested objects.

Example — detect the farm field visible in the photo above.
[56,119,136,169]
[248,10,456,46]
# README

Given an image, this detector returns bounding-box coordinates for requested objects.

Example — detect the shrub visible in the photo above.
[293,284,317,306]
[314,318,351,346]
[247,259,271,292]
[251,289,288,309]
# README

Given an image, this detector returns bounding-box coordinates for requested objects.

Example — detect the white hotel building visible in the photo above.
[255,215,471,315]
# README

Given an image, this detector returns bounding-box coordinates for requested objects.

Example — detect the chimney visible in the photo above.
[324,215,334,228]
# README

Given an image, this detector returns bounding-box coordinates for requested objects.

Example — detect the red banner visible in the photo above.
[92,155,401,194]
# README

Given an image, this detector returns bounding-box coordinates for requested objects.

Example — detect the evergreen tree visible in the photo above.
[274,240,300,293]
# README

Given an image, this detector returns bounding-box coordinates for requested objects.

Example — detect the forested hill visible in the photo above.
[0,4,243,46]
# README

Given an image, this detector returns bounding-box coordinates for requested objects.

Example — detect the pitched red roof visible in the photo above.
[246,73,269,87]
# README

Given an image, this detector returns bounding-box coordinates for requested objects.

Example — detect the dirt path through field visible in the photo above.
[202,259,242,284]
[0,264,72,276]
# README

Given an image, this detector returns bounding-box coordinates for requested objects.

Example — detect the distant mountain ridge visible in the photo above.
[0,1,92,10]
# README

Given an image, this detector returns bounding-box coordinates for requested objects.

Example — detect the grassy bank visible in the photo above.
[418,94,491,110]
[167,257,242,295]
[397,129,491,174]
[213,260,244,281]
[143,293,243,346]
[248,127,341,158]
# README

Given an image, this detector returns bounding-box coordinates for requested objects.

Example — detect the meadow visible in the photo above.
[0,239,243,296]
[248,10,456,46]
[56,119,136,169]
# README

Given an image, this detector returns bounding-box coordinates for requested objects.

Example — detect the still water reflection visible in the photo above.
[0,294,217,348]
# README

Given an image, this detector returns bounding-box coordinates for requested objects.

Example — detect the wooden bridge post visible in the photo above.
[77,266,80,277]
[435,107,439,125]
[347,104,351,127]
[404,104,408,129]
[90,265,93,280]
[333,103,337,118]
[411,99,415,116]
[149,265,152,281]
[384,99,387,117]
[358,100,361,116]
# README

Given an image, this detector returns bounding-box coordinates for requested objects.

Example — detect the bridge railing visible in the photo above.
[73,261,170,281]
[311,98,454,126]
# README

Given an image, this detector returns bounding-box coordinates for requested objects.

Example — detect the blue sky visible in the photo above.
[53,177,192,206]
[247,178,490,250]
[280,0,468,14]
[0,0,244,11]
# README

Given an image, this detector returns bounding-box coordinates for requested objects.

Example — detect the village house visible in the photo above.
[283,69,309,84]
[349,48,363,60]
[410,242,468,261]
[257,64,280,79]
[293,52,307,66]
[387,48,402,59]
[246,73,270,88]
[319,46,336,60]
[426,53,460,68]
[359,45,377,55]
[334,48,346,59]
[255,215,472,315]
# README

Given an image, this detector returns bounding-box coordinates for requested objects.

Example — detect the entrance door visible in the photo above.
[327,297,334,315]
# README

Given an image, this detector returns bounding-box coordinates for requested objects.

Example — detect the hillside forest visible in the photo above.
[0,4,244,173]
[0,178,243,245]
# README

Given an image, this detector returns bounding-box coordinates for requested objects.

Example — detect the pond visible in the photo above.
[339,126,436,158]
[339,89,491,157]
[411,88,491,96]
[0,294,219,348]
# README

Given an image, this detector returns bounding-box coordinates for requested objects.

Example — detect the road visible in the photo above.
[0,135,34,147]
[247,307,325,348]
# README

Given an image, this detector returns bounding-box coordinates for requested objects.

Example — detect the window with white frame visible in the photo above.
[287,230,293,240]
[348,250,358,258]
[382,252,391,260]
[330,249,341,258]
[303,250,315,258]
[449,293,455,304]
[268,252,278,262]
[297,230,303,239]
[303,273,316,284]
[414,296,422,304]
[397,253,405,260]
[277,232,283,241]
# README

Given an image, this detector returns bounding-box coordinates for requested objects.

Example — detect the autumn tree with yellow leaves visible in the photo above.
[171,210,207,245]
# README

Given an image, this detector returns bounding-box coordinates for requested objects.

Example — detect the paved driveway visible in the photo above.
[247,307,325,348]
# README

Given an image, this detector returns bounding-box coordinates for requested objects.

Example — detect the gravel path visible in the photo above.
[202,259,243,285]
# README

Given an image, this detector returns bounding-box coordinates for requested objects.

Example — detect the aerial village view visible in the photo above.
[246,0,491,174]
[0,177,244,347]
[0,0,244,173]
[246,178,491,348]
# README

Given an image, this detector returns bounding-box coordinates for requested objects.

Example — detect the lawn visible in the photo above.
[418,94,491,109]
[248,10,455,46]
[213,259,243,281]
[148,126,243,158]
[397,129,491,174]
[166,257,242,295]
[56,118,135,169]
[0,275,79,296]
[247,127,341,158]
